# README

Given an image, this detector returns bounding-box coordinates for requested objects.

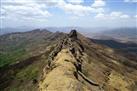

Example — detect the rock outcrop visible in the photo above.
[68,29,78,39]
[39,30,101,91]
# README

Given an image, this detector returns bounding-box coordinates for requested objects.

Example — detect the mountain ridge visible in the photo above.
[0,29,137,91]
[39,30,102,91]
[39,30,137,91]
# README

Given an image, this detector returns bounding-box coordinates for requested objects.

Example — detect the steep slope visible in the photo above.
[0,29,137,91]
[0,29,65,90]
[92,39,137,54]
[92,39,137,62]
[0,29,65,67]
[39,30,137,91]
[39,30,101,91]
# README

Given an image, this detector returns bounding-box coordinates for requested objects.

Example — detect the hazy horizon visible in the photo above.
[0,26,136,34]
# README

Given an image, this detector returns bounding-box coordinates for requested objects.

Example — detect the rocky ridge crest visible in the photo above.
[39,30,101,91]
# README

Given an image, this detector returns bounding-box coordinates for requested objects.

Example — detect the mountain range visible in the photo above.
[91,27,137,43]
[0,29,137,91]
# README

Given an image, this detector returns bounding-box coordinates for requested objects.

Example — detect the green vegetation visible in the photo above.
[10,88,18,91]
[16,63,39,80]
[0,48,26,67]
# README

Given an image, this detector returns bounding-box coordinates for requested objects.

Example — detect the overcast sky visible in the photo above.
[0,0,137,28]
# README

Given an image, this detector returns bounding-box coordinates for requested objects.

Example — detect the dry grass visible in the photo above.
[108,71,129,91]
[39,49,89,91]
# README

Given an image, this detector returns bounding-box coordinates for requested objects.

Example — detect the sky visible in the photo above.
[0,0,137,28]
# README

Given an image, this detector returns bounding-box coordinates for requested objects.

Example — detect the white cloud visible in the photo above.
[120,15,130,18]
[1,0,106,19]
[36,0,59,6]
[110,12,130,19]
[95,13,106,19]
[124,0,137,2]
[1,0,51,21]
[92,0,106,7]
[110,12,123,18]
[56,0,105,16]
[66,0,84,4]
[135,15,137,18]
[62,4,93,16]
[37,0,105,17]
[95,11,130,20]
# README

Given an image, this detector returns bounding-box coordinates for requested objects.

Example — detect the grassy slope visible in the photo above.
[0,30,54,67]
[0,30,64,91]
[1,45,55,91]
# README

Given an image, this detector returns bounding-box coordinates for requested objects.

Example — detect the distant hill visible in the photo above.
[92,39,137,61]
[0,27,35,35]
[102,28,137,36]
[0,27,107,36]
[92,27,137,43]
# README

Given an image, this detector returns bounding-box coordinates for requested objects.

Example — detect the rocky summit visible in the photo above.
[0,30,137,91]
